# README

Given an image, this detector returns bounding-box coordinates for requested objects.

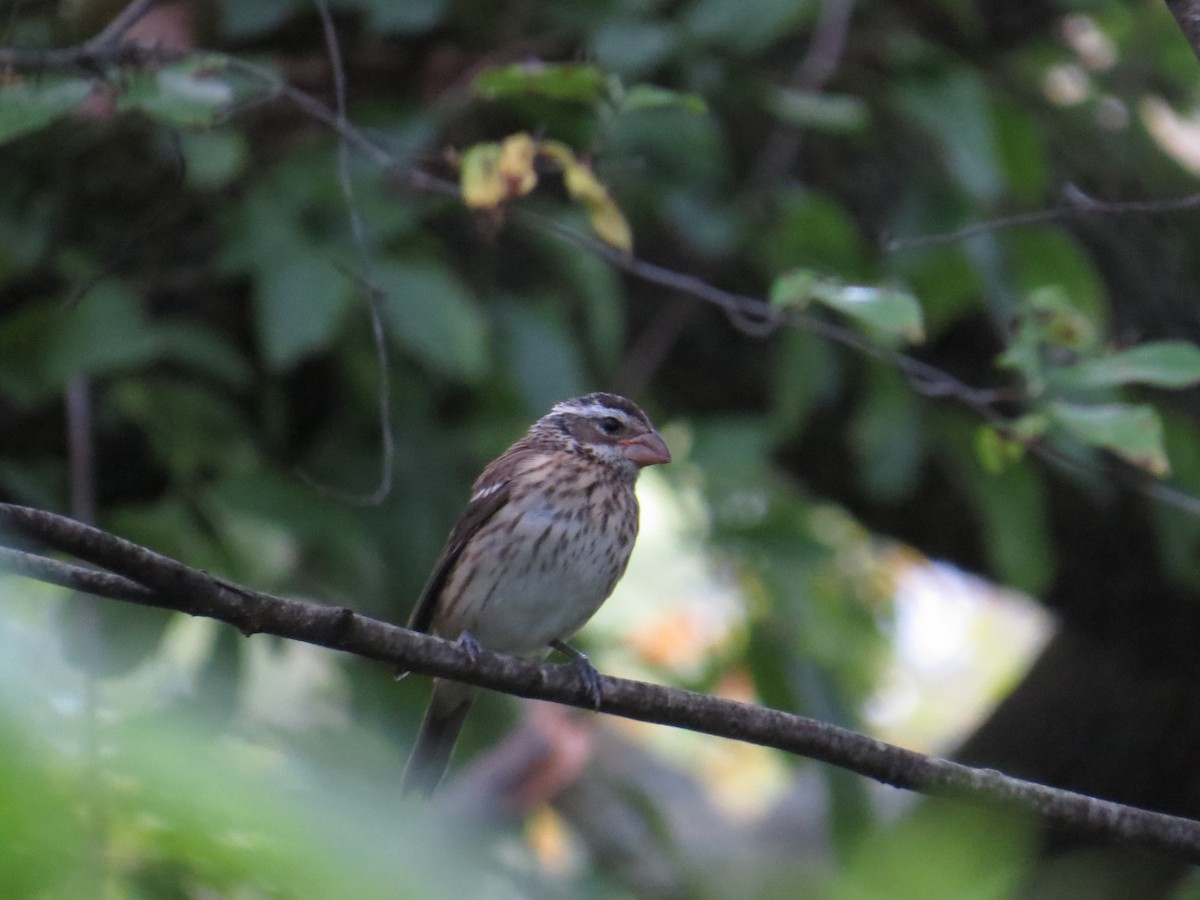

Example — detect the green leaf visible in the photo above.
[895,70,1003,203]
[364,0,446,34]
[592,22,675,77]
[179,130,248,190]
[118,56,234,127]
[1009,228,1106,321]
[755,188,868,280]
[500,304,586,414]
[1050,402,1169,475]
[0,75,93,144]
[686,0,816,55]
[42,282,162,384]
[764,87,868,133]
[472,63,606,103]
[1055,341,1200,390]
[217,0,298,37]
[771,270,924,343]
[851,368,925,501]
[375,262,488,381]
[974,425,1025,475]
[227,189,349,369]
[617,84,707,116]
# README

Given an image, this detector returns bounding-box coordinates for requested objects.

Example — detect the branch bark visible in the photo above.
[1,501,1199,860]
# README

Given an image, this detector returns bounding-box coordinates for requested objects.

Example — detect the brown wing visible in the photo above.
[406,477,512,635]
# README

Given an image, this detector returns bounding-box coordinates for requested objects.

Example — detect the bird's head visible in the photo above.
[540,392,671,478]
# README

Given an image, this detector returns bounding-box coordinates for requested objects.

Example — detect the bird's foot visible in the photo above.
[457,630,482,664]
[551,640,604,710]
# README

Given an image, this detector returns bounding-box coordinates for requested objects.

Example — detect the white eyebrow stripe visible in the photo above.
[551,402,635,422]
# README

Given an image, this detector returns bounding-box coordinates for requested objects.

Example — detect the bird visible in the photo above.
[400,392,671,797]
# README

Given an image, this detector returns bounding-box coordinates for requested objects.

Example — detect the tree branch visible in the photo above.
[0,0,164,69]
[1,501,1200,860]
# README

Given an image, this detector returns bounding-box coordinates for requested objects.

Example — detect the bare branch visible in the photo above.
[0,0,162,69]
[294,0,396,506]
[888,185,1200,252]
[1,501,1200,860]
[86,0,157,52]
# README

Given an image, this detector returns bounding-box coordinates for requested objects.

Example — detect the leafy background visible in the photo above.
[4,0,1200,897]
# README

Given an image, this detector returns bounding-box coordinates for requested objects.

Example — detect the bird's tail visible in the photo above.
[402,679,475,798]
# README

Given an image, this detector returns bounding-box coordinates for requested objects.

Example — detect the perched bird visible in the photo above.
[401,392,671,797]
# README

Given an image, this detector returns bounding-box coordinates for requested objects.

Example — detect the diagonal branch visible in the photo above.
[2,500,1200,861]
[0,0,164,69]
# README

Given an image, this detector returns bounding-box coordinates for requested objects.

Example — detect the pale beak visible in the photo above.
[619,430,671,468]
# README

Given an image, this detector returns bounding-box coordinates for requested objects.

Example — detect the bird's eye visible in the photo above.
[598,416,622,434]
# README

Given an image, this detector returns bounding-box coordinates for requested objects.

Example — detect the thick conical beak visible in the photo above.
[619,430,671,467]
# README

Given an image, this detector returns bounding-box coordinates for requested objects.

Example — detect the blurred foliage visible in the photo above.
[2,0,1200,896]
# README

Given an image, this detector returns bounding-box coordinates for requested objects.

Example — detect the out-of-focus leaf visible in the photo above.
[1152,415,1200,591]
[1009,228,1106,320]
[217,0,298,37]
[592,22,675,77]
[851,369,925,501]
[764,87,868,133]
[1053,341,1200,390]
[0,75,92,144]
[153,322,254,387]
[618,84,707,116]
[843,799,1036,900]
[663,192,738,257]
[0,726,88,896]
[686,0,816,55]
[375,261,488,381]
[363,0,446,34]
[179,130,249,190]
[771,270,924,343]
[948,419,1053,594]
[543,140,632,251]
[969,417,1046,475]
[472,63,606,103]
[993,97,1048,202]
[895,70,1003,203]
[1050,401,1168,475]
[530,228,625,369]
[112,379,253,479]
[225,189,348,369]
[768,330,836,441]
[998,286,1097,393]
[501,304,586,414]
[756,188,868,280]
[41,281,161,384]
[460,133,537,208]
[118,56,235,127]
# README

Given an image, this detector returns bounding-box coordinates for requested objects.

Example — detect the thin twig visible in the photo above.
[1,501,1200,861]
[8,41,1200,518]
[85,0,157,51]
[888,185,1200,252]
[295,0,395,506]
[0,0,161,69]
[751,0,858,186]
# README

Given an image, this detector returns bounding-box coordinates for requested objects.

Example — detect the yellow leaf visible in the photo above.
[541,140,632,252]
[497,132,538,199]
[460,141,506,208]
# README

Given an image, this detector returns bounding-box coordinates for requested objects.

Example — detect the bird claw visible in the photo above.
[552,640,604,709]
[457,630,482,663]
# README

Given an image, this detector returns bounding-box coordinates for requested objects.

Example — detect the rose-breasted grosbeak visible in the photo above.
[401,392,671,797]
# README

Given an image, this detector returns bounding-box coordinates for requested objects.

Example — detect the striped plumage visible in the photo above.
[401,393,670,797]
